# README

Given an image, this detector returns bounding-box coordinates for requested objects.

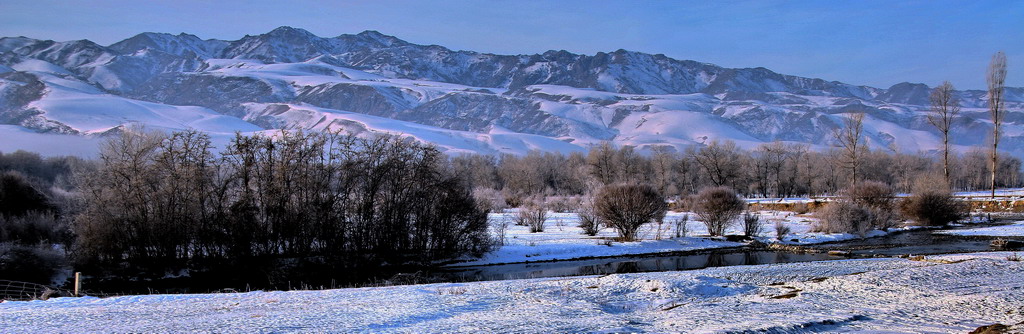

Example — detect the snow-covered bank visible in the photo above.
[3,253,1021,333]
[456,211,913,266]
[938,220,1024,237]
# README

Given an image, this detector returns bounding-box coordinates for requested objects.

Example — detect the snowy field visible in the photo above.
[938,220,1024,237]
[454,211,916,266]
[2,253,1021,333]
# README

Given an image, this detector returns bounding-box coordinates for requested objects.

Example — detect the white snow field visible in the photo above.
[454,211,914,266]
[2,253,1021,333]
[938,220,1024,237]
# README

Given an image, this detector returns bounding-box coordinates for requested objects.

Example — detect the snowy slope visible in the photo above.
[1,254,1020,333]
[2,27,1024,157]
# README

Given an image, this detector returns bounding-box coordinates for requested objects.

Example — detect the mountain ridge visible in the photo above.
[1,26,1022,157]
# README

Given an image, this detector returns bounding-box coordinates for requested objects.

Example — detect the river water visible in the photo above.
[440,222,1016,283]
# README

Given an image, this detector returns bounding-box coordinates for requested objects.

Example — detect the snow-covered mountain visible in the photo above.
[2,26,1022,157]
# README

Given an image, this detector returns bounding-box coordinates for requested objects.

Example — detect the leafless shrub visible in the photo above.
[774,221,791,241]
[545,195,583,213]
[577,198,602,236]
[516,204,548,233]
[901,176,966,227]
[492,219,510,246]
[674,214,689,238]
[814,200,871,237]
[504,193,525,209]
[473,187,507,213]
[742,212,763,237]
[594,183,667,241]
[657,221,669,240]
[846,181,899,230]
[692,187,745,236]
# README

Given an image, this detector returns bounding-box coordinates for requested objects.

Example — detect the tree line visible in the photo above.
[456,140,1022,205]
[72,130,491,277]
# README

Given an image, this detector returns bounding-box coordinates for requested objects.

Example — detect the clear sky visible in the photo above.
[1,0,1021,90]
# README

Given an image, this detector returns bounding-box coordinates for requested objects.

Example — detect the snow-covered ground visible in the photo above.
[745,188,1024,203]
[3,253,1020,333]
[455,211,913,266]
[938,220,1024,237]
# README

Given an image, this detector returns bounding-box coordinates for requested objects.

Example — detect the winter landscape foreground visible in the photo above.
[1,214,1023,333]
[1,252,1020,333]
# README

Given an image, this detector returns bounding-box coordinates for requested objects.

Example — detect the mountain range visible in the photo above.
[2,26,1022,157]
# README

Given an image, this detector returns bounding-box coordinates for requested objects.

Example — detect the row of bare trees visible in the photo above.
[74,130,490,273]
[454,140,1023,204]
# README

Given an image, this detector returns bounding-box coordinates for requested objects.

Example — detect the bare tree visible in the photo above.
[594,183,666,241]
[987,51,1008,198]
[689,140,743,188]
[928,81,961,183]
[833,113,866,188]
[692,186,745,236]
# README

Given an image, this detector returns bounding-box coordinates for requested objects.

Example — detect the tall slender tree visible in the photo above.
[834,113,866,188]
[928,81,961,183]
[987,51,1008,198]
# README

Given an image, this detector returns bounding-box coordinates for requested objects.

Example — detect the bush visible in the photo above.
[774,221,791,241]
[674,214,689,238]
[472,187,507,213]
[576,198,602,236]
[847,181,893,209]
[491,219,510,246]
[742,212,762,237]
[901,191,966,227]
[846,181,899,230]
[0,212,71,245]
[594,183,667,241]
[0,243,66,285]
[545,195,583,213]
[0,171,54,217]
[814,200,871,237]
[692,187,745,236]
[515,204,548,233]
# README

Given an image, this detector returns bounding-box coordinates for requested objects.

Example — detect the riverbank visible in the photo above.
[453,210,941,266]
[4,252,1021,333]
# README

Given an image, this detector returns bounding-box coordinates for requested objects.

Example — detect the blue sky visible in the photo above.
[1,0,1021,89]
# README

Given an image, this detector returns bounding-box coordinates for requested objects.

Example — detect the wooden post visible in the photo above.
[73,272,81,297]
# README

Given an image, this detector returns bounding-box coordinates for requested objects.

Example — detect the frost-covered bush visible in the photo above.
[576,198,602,236]
[472,187,507,213]
[545,195,583,213]
[515,204,548,233]
[491,219,510,246]
[594,183,667,241]
[692,187,745,237]
[0,212,71,246]
[814,200,871,237]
